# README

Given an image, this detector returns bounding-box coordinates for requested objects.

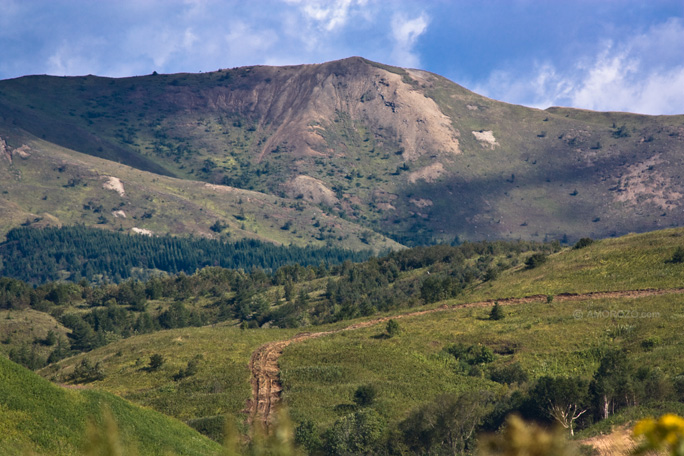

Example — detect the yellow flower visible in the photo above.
[633,414,684,456]
[633,418,656,438]
[660,414,684,433]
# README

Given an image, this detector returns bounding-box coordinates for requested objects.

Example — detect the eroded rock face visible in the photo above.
[0,137,11,164]
[166,57,460,163]
[0,138,32,165]
[284,175,338,206]
[102,176,125,197]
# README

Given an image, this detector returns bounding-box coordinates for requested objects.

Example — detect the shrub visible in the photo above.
[173,356,201,381]
[490,362,528,385]
[295,420,321,454]
[148,353,164,371]
[324,409,385,455]
[354,384,378,407]
[668,247,684,264]
[641,336,661,351]
[70,358,105,383]
[386,319,400,337]
[525,253,548,269]
[673,375,684,402]
[573,238,594,249]
[489,302,504,321]
[447,343,495,365]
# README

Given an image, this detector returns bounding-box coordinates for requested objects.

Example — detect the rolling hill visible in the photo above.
[1,57,683,247]
[0,355,222,455]
[38,227,684,453]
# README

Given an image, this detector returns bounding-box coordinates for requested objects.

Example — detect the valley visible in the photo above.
[1,57,683,455]
[2,226,683,454]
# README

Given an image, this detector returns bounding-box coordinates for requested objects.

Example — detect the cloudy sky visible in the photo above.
[1,0,682,115]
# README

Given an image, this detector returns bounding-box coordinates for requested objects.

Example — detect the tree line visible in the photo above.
[0,226,372,285]
[2,238,558,371]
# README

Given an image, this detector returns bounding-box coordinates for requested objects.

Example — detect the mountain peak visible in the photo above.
[1,58,683,246]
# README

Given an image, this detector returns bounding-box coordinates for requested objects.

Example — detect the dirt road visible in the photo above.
[244,287,684,429]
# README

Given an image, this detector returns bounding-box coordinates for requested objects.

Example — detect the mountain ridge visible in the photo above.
[1,57,683,246]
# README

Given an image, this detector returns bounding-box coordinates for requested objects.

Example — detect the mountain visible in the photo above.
[1,57,683,246]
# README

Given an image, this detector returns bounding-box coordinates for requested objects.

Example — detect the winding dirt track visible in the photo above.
[244,287,684,429]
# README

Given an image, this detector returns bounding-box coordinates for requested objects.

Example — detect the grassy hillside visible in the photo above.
[280,293,684,428]
[0,126,401,252]
[463,227,684,300]
[39,227,684,449]
[42,324,302,440]
[0,355,222,455]
[0,308,70,365]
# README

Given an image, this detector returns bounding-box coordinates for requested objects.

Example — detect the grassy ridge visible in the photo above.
[0,128,402,252]
[464,228,684,301]
[0,355,222,455]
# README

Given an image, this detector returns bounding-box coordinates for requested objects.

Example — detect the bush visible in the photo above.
[354,384,378,407]
[573,238,594,249]
[400,391,493,455]
[668,247,684,264]
[490,362,528,385]
[148,353,164,371]
[295,420,321,454]
[489,302,504,321]
[173,356,201,381]
[70,358,105,383]
[446,343,495,365]
[673,375,684,402]
[525,253,548,269]
[324,409,385,455]
[641,336,661,351]
[386,319,400,337]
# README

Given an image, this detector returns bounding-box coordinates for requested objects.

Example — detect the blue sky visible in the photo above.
[1,0,682,114]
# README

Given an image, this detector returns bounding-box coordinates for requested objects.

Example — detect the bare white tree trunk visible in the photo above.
[549,402,587,436]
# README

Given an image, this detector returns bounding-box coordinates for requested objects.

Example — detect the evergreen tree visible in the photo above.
[489,302,504,321]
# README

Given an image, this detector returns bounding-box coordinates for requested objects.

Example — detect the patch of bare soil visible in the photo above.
[580,425,638,456]
[408,162,445,184]
[613,154,682,211]
[284,175,338,205]
[245,287,684,431]
[102,176,125,197]
[472,130,498,149]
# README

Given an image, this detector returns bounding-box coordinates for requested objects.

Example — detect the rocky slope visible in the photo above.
[1,57,683,245]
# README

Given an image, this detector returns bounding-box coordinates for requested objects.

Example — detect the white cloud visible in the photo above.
[476,18,684,115]
[47,40,105,76]
[224,21,279,62]
[284,0,369,32]
[390,12,429,68]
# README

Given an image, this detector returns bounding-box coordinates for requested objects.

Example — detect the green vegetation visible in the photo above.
[489,302,504,320]
[43,325,299,439]
[0,355,221,455]
[0,226,372,285]
[278,293,684,453]
[0,236,554,374]
[0,226,681,452]
[2,57,684,454]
